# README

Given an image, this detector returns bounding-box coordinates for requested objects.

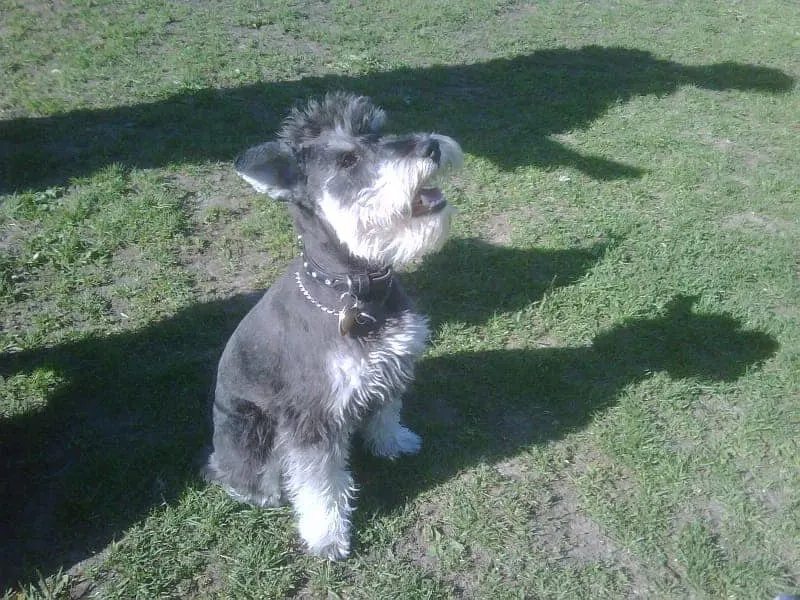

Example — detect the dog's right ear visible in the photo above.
[234,141,304,201]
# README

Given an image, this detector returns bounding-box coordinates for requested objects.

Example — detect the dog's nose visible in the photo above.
[419,139,441,164]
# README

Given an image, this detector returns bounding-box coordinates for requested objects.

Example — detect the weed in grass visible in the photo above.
[0,569,72,600]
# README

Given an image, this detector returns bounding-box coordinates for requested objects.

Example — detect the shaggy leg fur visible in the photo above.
[205,397,283,507]
[282,441,354,560]
[361,398,422,459]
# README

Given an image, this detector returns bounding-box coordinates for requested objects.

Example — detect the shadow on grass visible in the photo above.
[0,238,779,588]
[1,46,794,193]
[357,295,779,515]
[0,294,257,590]
[405,237,611,327]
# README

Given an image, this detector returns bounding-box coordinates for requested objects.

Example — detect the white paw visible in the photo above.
[368,426,422,459]
[307,537,351,561]
[299,514,351,561]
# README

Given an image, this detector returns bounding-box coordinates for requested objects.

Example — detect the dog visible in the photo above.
[204,92,463,560]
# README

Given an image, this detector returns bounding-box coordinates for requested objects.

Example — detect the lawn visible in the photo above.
[1,1,798,598]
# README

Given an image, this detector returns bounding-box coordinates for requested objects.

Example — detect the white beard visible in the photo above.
[318,134,462,266]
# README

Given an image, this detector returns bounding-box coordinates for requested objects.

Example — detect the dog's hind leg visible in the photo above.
[205,395,283,507]
[360,397,422,459]
[282,440,354,560]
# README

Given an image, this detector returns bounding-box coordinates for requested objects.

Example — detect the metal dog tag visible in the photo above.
[338,305,358,336]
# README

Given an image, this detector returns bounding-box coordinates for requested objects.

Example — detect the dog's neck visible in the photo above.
[291,207,394,304]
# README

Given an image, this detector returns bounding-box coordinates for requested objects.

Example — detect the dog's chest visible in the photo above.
[326,311,429,418]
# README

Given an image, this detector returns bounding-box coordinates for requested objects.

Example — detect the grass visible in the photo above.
[1,0,798,598]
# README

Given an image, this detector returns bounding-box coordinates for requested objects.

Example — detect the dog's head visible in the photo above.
[235,92,463,266]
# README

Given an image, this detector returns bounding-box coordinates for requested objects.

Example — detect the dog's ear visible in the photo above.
[234,141,304,201]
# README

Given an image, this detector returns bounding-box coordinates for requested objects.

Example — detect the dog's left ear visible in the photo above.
[235,141,304,201]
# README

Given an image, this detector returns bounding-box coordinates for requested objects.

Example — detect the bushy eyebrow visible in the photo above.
[325,134,359,153]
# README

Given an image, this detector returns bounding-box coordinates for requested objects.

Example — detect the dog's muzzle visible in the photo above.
[410,135,462,218]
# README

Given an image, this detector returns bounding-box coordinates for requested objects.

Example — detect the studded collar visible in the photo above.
[298,239,394,304]
[294,236,394,336]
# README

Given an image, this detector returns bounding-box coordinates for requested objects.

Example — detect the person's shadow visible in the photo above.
[0,238,778,588]
[1,45,794,192]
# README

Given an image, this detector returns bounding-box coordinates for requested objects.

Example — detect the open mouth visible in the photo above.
[411,187,447,217]
[409,136,462,218]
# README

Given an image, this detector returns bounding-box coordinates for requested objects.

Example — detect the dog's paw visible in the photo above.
[307,537,351,561]
[223,485,282,508]
[299,517,351,561]
[367,426,422,459]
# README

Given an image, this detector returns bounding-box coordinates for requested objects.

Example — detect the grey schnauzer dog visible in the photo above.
[205,92,463,559]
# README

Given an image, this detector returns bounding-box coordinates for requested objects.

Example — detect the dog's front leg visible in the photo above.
[361,397,422,459]
[283,441,354,560]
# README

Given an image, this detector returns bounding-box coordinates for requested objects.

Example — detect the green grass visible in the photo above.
[2,0,799,598]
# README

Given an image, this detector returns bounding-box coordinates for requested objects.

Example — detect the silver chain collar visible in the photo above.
[294,271,378,335]
[294,271,337,315]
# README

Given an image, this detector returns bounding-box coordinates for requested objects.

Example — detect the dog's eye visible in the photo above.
[337,152,359,168]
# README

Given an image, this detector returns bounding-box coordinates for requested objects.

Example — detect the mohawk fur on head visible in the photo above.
[279,92,387,148]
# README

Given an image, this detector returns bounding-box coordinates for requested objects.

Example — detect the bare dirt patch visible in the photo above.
[533,478,618,563]
[229,22,331,62]
[166,168,247,214]
[482,212,514,246]
[493,454,530,480]
[0,213,31,256]
[182,248,265,298]
[537,448,661,596]
[771,303,799,319]
[534,475,657,598]
[501,1,539,17]
[693,128,767,170]
[721,211,791,235]
[390,501,451,576]
[482,204,545,246]
[169,169,278,298]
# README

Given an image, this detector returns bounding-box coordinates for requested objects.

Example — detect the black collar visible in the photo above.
[299,248,394,304]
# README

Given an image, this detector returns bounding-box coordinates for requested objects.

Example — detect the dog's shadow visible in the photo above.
[0,239,779,587]
[404,237,610,327]
[353,242,779,515]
